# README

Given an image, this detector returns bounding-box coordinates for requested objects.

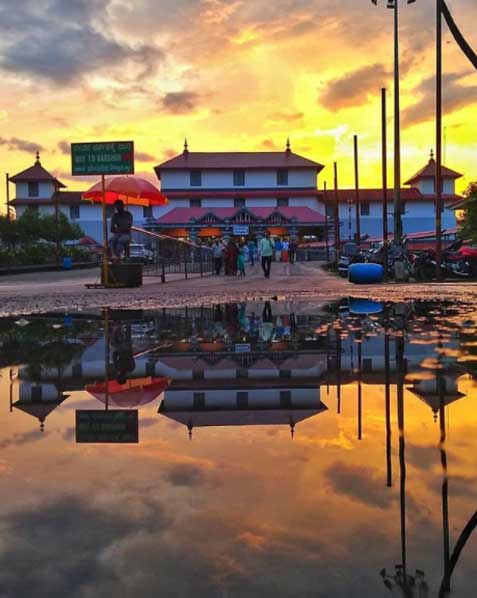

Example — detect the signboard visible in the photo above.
[75,410,138,443]
[233,225,249,236]
[71,141,134,176]
[235,343,251,353]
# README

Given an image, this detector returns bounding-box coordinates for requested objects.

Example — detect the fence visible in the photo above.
[132,227,214,282]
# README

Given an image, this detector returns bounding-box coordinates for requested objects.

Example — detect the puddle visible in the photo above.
[1,298,477,597]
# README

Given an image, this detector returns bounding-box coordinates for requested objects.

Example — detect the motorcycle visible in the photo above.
[412,240,477,280]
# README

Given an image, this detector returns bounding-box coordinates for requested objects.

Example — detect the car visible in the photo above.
[129,243,154,263]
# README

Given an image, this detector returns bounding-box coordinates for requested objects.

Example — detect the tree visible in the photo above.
[0,215,19,245]
[458,182,477,243]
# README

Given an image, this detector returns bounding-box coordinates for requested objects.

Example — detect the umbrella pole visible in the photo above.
[102,174,109,287]
[104,307,110,411]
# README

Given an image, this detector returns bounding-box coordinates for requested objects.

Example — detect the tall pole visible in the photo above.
[439,376,450,593]
[393,0,403,244]
[54,182,60,267]
[354,135,361,246]
[384,305,392,487]
[382,88,389,280]
[333,162,340,264]
[436,0,443,280]
[5,173,10,221]
[357,336,363,440]
[324,181,330,262]
[396,330,407,578]
[102,174,109,286]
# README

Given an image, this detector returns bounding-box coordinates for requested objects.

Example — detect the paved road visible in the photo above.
[1,261,477,316]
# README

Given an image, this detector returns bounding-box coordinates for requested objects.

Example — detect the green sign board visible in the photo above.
[75,410,139,443]
[71,141,134,176]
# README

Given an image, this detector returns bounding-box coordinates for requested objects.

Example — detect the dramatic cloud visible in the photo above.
[135,151,156,162]
[0,0,163,84]
[0,429,48,449]
[0,137,43,154]
[402,71,477,128]
[324,461,395,509]
[320,63,390,111]
[57,140,70,155]
[161,92,202,114]
[165,463,208,487]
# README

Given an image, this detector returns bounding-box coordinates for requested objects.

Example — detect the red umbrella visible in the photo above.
[82,176,168,206]
[86,376,170,408]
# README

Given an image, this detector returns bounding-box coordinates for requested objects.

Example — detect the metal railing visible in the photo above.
[131,227,214,282]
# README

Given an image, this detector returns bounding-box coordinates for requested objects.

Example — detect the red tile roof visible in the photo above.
[9,158,66,188]
[404,157,462,185]
[157,206,325,224]
[155,151,324,173]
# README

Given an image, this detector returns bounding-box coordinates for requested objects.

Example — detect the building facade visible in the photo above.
[8,148,462,245]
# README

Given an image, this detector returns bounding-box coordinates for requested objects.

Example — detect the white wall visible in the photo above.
[15,181,56,199]
[161,168,317,190]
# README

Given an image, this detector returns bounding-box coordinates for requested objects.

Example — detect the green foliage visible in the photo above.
[0,209,86,266]
[459,182,477,243]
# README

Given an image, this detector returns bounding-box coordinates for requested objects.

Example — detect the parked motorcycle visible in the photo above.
[411,240,477,280]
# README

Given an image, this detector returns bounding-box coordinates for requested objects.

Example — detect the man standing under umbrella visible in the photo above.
[110,199,133,260]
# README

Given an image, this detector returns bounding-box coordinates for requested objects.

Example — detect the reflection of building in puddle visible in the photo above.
[406,373,465,421]
[159,387,326,438]
[12,382,69,431]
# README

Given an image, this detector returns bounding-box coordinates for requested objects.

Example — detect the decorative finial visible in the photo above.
[40,418,45,432]
[184,138,189,155]
[290,423,295,439]
[286,137,291,152]
[35,151,40,164]
[430,148,434,161]
[433,410,438,423]
[188,421,193,440]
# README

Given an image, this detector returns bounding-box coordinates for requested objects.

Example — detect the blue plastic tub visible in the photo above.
[62,257,73,270]
[348,298,384,315]
[348,263,384,284]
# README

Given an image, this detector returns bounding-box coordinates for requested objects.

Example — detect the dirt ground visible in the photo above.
[1,261,477,316]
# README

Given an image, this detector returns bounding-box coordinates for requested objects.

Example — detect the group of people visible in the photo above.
[211,233,298,278]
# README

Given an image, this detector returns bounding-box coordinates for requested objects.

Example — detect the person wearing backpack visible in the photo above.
[259,231,274,278]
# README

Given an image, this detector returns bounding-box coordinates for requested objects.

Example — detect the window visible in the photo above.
[280,390,292,408]
[143,206,153,218]
[190,199,202,208]
[190,170,202,186]
[237,392,249,408]
[28,182,39,197]
[69,205,80,220]
[360,201,370,216]
[234,197,246,208]
[277,197,289,207]
[277,169,289,186]
[233,169,245,186]
[193,392,206,409]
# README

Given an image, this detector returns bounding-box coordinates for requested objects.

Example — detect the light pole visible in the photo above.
[372,0,417,246]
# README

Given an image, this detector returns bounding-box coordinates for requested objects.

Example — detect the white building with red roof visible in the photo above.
[152,140,326,241]
[323,150,461,240]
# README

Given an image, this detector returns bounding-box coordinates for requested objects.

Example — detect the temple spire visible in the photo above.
[35,151,41,164]
[183,138,189,156]
[430,148,435,162]
[286,137,291,153]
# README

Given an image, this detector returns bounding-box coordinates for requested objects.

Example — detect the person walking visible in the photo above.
[274,237,283,262]
[248,239,256,266]
[212,239,224,275]
[225,239,239,275]
[259,232,274,278]
[288,238,297,265]
[237,245,246,276]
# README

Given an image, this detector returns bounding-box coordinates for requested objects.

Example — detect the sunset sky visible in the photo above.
[0,0,476,209]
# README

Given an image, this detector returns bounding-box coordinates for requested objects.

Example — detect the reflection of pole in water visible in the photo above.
[439,376,450,595]
[384,314,392,487]
[396,332,407,578]
[336,329,342,414]
[103,308,110,411]
[357,337,362,440]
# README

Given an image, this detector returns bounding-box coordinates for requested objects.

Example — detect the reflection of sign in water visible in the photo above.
[71,141,134,176]
[233,225,249,236]
[75,410,138,443]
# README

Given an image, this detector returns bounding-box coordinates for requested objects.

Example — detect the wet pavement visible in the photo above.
[2,262,477,316]
[1,297,477,597]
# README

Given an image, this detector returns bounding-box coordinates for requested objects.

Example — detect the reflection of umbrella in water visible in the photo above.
[86,376,170,409]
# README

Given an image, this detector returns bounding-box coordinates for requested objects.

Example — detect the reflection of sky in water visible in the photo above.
[0,299,477,597]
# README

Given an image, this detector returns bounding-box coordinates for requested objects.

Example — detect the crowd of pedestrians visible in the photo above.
[210,234,298,278]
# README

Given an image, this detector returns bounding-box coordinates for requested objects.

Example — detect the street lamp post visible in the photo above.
[372,0,417,246]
